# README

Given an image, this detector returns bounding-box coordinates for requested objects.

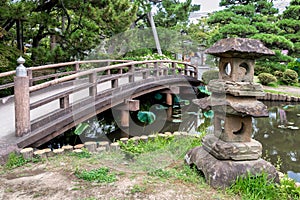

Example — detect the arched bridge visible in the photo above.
[0,59,202,150]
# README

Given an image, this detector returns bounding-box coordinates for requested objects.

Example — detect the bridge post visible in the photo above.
[75,62,80,72]
[116,99,140,127]
[154,62,159,77]
[14,56,31,137]
[128,64,135,83]
[27,68,33,86]
[89,71,97,97]
[184,64,189,76]
[171,62,177,75]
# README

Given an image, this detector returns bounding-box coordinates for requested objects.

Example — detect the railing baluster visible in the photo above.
[112,79,118,88]
[171,62,177,75]
[89,71,97,97]
[154,62,159,77]
[59,96,69,108]
[142,71,148,79]
[129,64,135,83]
[184,64,188,76]
[27,68,33,86]
[75,62,80,72]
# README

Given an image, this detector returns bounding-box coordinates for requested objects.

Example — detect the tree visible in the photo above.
[0,0,138,67]
[207,0,294,74]
[278,0,300,57]
[133,0,200,29]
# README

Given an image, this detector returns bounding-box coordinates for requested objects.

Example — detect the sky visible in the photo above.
[192,0,291,13]
[192,0,221,13]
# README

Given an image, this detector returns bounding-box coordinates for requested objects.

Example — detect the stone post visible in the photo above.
[14,56,31,137]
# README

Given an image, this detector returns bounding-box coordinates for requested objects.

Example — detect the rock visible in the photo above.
[98,141,110,151]
[202,134,262,160]
[110,142,120,151]
[53,149,64,155]
[20,147,33,160]
[185,146,279,189]
[62,145,73,152]
[120,138,129,144]
[84,141,97,152]
[74,144,84,149]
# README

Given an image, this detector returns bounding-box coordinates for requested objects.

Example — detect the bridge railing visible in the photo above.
[0,60,132,93]
[12,59,197,139]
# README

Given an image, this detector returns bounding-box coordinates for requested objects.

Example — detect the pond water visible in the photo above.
[252,101,300,182]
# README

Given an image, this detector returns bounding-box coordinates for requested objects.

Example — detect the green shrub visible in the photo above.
[282,69,299,85]
[202,70,219,84]
[273,70,283,80]
[258,73,277,85]
[287,59,300,76]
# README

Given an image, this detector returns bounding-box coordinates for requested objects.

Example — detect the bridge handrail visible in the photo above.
[28,60,197,92]
[0,60,133,91]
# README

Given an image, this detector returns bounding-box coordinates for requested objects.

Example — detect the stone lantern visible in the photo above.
[186,38,279,188]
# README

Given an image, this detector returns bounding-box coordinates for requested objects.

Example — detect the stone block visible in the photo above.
[202,134,262,160]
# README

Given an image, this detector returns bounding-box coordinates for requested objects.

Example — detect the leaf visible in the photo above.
[174,96,181,104]
[187,112,198,115]
[283,105,295,110]
[203,110,214,118]
[137,111,156,125]
[154,93,163,100]
[198,86,211,95]
[74,123,90,136]
[172,114,182,118]
[172,119,182,123]
[182,100,190,105]
[155,104,168,110]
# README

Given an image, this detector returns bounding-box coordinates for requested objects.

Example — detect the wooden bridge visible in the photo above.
[0,59,201,150]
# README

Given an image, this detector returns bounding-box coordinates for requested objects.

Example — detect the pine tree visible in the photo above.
[207,0,294,74]
[278,0,300,57]
[0,0,138,66]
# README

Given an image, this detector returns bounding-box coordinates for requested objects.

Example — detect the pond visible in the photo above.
[42,93,300,182]
[252,101,300,182]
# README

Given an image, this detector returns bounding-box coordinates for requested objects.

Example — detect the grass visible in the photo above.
[118,134,203,160]
[148,165,205,184]
[4,152,35,169]
[228,172,300,200]
[3,135,300,199]
[130,184,147,194]
[75,167,117,183]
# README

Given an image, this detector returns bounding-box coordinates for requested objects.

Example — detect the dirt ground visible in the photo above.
[0,151,239,200]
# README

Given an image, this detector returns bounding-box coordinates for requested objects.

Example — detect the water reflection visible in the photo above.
[252,102,300,181]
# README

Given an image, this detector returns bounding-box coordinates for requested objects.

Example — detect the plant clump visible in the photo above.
[228,172,300,200]
[282,69,298,85]
[258,73,277,85]
[75,167,117,183]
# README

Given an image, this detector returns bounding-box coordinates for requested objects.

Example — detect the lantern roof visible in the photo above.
[205,38,275,58]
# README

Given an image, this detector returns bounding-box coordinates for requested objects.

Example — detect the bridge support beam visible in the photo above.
[161,86,180,120]
[116,99,140,127]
